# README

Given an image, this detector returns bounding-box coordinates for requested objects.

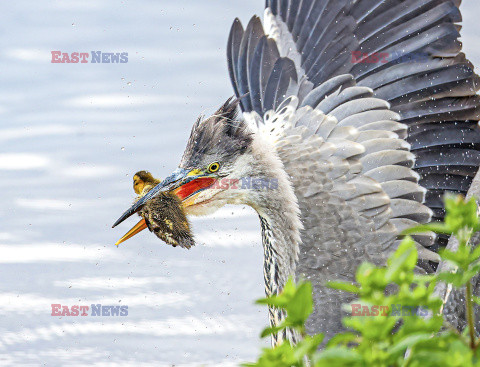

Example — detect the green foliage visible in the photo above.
[246,195,480,366]
[256,278,313,337]
[245,279,324,366]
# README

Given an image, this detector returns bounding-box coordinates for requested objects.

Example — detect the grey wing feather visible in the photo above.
[315,86,373,114]
[300,74,355,108]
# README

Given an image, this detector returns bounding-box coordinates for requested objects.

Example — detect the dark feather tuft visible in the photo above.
[180,97,253,168]
[215,97,240,123]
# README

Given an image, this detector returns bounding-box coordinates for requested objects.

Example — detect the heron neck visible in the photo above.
[258,211,298,296]
[257,197,301,345]
[245,135,302,343]
[244,134,302,293]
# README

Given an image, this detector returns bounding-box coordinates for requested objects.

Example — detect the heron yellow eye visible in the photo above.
[208,162,220,173]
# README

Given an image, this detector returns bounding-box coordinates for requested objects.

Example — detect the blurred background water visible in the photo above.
[0,1,479,366]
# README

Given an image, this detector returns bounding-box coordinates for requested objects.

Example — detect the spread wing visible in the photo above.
[229,0,480,251]
[226,0,480,336]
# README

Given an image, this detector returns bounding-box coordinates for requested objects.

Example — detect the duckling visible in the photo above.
[115,171,194,249]
[133,170,160,196]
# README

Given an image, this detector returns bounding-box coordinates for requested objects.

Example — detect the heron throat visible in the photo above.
[247,134,303,345]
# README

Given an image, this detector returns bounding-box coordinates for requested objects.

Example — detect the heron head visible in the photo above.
[175,97,254,214]
[112,97,256,240]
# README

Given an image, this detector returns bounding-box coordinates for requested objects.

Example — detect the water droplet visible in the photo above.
[121,147,125,151]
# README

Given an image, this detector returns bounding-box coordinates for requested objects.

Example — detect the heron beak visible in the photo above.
[112,168,191,229]
[114,219,148,246]
[112,167,216,245]
[172,173,217,205]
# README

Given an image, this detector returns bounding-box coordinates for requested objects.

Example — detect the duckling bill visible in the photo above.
[114,170,195,249]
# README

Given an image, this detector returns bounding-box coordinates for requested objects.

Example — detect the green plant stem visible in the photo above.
[466,280,476,349]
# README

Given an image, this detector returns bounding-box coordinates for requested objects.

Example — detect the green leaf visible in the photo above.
[437,271,464,288]
[314,347,363,366]
[439,248,467,267]
[325,332,359,348]
[387,332,433,356]
[444,195,480,234]
[292,334,324,360]
[462,263,480,284]
[355,262,376,285]
[402,223,451,236]
[255,278,297,308]
[260,324,287,338]
[469,245,480,262]
[327,281,360,294]
[255,277,313,335]
[242,342,299,367]
[287,281,313,326]
[473,296,480,306]
[386,237,418,280]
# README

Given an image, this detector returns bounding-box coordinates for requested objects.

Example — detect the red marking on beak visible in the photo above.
[174,178,216,200]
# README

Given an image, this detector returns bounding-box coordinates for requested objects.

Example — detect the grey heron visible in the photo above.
[113,0,480,343]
